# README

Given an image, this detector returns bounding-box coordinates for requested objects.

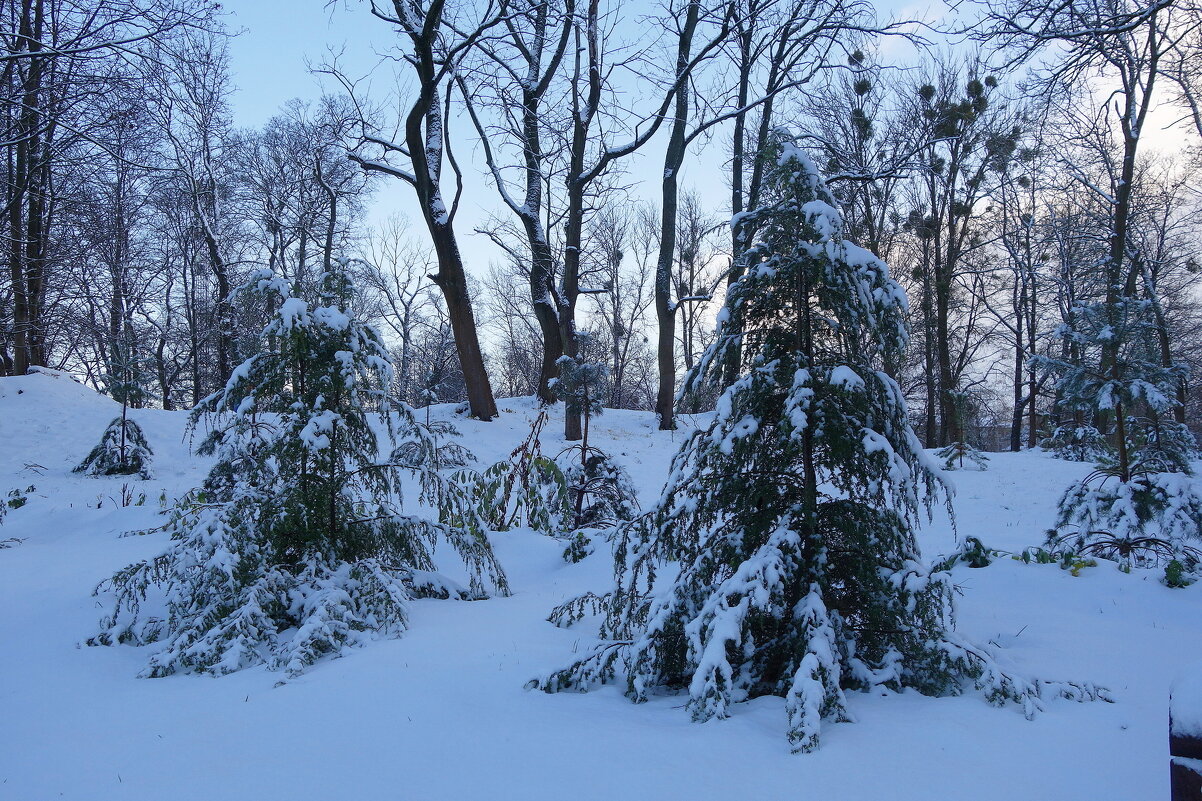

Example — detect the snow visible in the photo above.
[729,209,754,231]
[312,305,351,332]
[1173,666,1202,737]
[298,409,340,451]
[1,373,1200,799]
[828,365,865,390]
[802,199,842,240]
[276,297,309,331]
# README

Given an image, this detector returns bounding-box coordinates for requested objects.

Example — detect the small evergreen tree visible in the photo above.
[935,440,989,471]
[74,417,153,479]
[558,451,638,530]
[552,353,639,560]
[90,264,508,677]
[103,335,154,411]
[76,335,155,479]
[534,139,1102,751]
[934,392,988,470]
[1040,425,1111,462]
[1042,294,1202,585]
[552,354,631,523]
[552,353,606,445]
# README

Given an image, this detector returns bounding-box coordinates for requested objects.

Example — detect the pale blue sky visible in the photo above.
[225,0,943,126]
[223,0,951,273]
[227,2,376,128]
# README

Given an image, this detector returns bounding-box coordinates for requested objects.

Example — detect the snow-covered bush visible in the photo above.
[5,485,32,511]
[532,138,1104,752]
[933,536,996,570]
[450,410,571,535]
[1049,468,1202,585]
[0,485,34,538]
[1124,417,1197,474]
[89,264,509,677]
[1040,426,1111,462]
[936,441,989,471]
[74,417,153,479]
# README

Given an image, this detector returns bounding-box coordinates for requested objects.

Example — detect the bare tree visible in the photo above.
[358,215,440,405]
[583,201,656,409]
[671,190,722,382]
[149,25,242,390]
[455,0,574,403]
[235,97,373,301]
[977,0,1190,478]
[987,135,1054,450]
[480,258,544,399]
[900,59,1019,446]
[553,0,732,438]
[0,0,218,376]
[336,0,502,421]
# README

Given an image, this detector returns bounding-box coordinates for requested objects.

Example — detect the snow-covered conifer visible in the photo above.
[553,354,635,524]
[76,335,155,479]
[559,451,638,530]
[74,417,153,479]
[1040,425,1111,462]
[1125,417,1197,474]
[551,353,606,425]
[102,336,153,411]
[935,392,988,470]
[1043,297,1202,585]
[551,354,638,560]
[534,137,1103,750]
[90,262,509,677]
[935,440,989,471]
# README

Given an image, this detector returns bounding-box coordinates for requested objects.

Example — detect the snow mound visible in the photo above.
[0,373,121,470]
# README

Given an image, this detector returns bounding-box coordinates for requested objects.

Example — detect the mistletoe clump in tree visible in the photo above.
[75,338,154,479]
[1043,300,1202,585]
[534,139,1103,751]
[89,265,508,677]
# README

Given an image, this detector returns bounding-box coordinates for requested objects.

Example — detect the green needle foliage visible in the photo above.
[535,136,1104,751]
[90,263,508,677]
[74,417,153,479]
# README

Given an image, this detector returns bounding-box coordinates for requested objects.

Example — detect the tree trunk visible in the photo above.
[8,0,45,376]
[1010,331,1024,452]
[653,0,701,431]
[408,84,496,421]
[427,219,497,421]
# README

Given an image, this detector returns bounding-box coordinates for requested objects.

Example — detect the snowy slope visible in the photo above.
[0,372,1197,800]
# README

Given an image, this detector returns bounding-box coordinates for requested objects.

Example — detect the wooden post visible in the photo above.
[1172,676,1202,801]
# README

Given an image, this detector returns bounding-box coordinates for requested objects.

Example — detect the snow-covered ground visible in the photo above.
[0,371,1196,800]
